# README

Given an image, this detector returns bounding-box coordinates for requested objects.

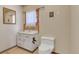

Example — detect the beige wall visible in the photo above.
[23,5,70,53]
[1,5,79,54]
[70,6,79,53]
[0,5,22,52]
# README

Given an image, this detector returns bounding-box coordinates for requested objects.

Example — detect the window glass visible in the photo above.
[26,10,37,26]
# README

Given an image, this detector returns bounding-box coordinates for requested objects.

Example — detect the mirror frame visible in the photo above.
[3,7,16,24]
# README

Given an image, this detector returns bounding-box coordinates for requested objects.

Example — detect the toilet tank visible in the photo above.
[41,37,55,45]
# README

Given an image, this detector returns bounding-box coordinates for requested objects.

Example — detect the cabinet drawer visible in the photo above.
[23,35,30,38]
[23,34,34,38]
[17,38,23,41]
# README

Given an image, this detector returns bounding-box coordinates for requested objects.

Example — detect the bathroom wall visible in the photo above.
[70,6,79,53]
[1,5,79,54]
[23,5,70,53]
[0,5,23,52]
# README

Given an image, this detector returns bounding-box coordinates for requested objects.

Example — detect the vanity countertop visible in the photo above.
[18,30,38,35]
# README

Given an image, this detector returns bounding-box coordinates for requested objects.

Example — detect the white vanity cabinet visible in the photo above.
[16,32,39,52]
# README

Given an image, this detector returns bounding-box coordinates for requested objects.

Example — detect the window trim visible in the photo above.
[24,8,39,32]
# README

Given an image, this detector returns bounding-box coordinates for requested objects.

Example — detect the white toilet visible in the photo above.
[38,36,55,54]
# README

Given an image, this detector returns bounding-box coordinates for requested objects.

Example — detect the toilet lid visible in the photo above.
[39,44,51,51]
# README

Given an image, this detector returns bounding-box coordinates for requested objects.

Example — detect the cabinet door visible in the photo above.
[23,37,38,51]
[31,37,39,50]
[17,35,25,47]
[17,38,23,47]
[23,37,35,51]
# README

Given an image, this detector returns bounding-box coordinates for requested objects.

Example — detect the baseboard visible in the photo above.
[17,46,38,53]
[0,45,58,54]
[0,45,16,54]
[0,45,38,54]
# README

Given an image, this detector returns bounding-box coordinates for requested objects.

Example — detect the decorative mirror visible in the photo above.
[3,7,16,24]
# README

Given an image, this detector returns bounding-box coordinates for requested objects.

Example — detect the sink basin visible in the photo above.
[19,30,38,35]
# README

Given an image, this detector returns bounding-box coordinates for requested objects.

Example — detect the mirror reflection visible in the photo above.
[3,7,16,24]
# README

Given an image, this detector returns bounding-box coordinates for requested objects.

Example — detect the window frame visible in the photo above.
[24,9,39,32]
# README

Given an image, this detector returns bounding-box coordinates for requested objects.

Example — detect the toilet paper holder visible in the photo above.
[32,37,36,44]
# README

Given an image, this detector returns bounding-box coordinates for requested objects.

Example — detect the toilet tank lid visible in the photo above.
[41,36,55,40]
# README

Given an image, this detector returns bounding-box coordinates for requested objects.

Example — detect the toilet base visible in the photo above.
[51,52,59,54]
[38,49,54,54]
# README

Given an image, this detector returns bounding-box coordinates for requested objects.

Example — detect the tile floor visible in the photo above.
[1,47,38,54]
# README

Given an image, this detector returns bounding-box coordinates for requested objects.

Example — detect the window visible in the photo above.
[26,10,37,26]
[25,9,39,32]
